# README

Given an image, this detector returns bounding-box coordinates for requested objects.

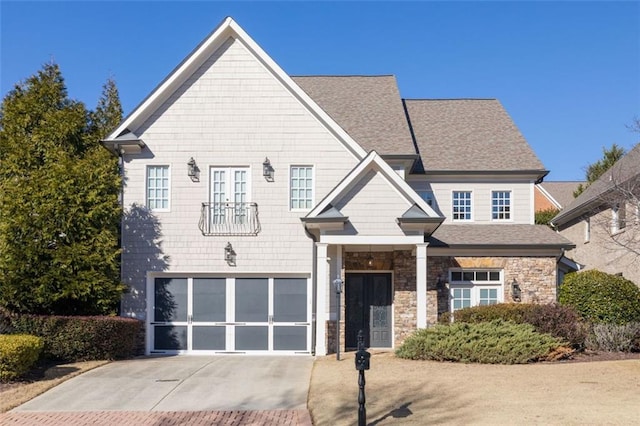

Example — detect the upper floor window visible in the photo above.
[611,203,626,234]
[147,165,170,211]
[584,217,590,243]
[492,191,511,220]
[417,191,434,207]
[452,191,472,221]
[290,166,314,210]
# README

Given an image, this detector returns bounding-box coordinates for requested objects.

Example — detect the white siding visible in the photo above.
[332,170,412,236]
[410,179,534,225]
[121,37,359,318]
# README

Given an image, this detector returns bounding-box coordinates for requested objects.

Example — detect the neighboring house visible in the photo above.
[551,144,640,286]
[101,17,574,356]
[535,181,584,212]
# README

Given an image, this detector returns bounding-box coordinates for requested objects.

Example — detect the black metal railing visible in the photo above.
[199,202,260,236]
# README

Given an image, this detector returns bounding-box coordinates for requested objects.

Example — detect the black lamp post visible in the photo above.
[333,277,343,360]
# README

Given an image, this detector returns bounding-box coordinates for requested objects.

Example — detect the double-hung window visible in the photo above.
[452,191,472,221]
[491,191,511,220]
[147,165,170,211]
[290,166,313,210]
[449,269,502,313]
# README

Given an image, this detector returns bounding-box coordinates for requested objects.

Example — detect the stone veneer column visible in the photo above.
[416,243,427,328]
[315,243,328,356]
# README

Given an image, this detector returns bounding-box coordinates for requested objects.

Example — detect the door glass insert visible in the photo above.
[274,326,307,350]
[274,278,307,322]
[236,326,268,350]
[235,278,268,322]
[193,278,226,322]
[154,278,188,322]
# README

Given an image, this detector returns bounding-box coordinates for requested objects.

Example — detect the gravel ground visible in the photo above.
[308,351,640,425]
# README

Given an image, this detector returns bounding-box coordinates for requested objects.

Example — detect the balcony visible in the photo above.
[199,202,261,236]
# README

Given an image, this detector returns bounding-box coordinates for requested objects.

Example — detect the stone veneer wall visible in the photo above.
[335,252,558,351]
[427,256,558,323]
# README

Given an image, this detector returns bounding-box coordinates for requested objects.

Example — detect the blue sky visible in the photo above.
[2,1,639,181]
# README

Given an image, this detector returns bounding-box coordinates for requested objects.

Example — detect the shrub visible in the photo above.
[0,306,15,334]
[0,334,43,381]
[9,315,141,362]
[586,322,640,352]
[559,270,640,325]
[396,320,566,364]
[441,303,587,348]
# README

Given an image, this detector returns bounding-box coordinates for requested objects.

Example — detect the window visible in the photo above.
[449,269,502,312]
[611,203,626,234]
[491,191,511,220]
[452,191,472,221]
[147,165,170,210]
[418,191,434,207]
[290,166,313,210]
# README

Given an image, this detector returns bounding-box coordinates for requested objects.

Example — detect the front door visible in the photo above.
[345,273,392,349]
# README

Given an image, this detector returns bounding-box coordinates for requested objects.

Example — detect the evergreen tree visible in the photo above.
[0,63,124,315]
[573,144,626,198]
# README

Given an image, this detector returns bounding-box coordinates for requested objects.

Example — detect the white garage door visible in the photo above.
[149,277,311,354]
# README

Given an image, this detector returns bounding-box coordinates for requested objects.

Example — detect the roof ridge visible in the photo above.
[403,98,498,101]
[292,74,396,78]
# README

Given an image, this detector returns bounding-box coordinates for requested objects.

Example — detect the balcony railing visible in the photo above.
[199,202,261,236]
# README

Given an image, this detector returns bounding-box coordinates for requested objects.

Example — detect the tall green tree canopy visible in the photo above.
[573,144,626,198]
[0,63,124,315]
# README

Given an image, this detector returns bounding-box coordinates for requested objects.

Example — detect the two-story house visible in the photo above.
[551,144,640,286]
[102,17,574,356]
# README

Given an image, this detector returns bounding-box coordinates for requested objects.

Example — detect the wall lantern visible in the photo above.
[187,157,199,182]
[511,278,522,302]
[262,157,274,182]
[224,242,236,266]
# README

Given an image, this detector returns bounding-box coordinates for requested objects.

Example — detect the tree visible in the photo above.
[573,144,626,198]
[0,63,124,315]
[535,207,560,226]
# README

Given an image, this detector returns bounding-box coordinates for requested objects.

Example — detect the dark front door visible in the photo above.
[345,273,392,349]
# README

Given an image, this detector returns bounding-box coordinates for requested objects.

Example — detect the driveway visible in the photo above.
[13,356,313,412]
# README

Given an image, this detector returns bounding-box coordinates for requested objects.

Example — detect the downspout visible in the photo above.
[303,225,318,356]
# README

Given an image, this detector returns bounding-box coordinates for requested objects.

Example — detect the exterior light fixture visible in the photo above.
[333,277,343,361]
[224,242,236,266]
[367,246,374,267]
[262,157,274,182]
[187,157,199,182]
[511,278,522,302]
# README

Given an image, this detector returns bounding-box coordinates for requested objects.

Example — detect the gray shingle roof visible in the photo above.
[553,143,640,226]
[538,181,584,209]
[292,76,416,155]
[403,99,546,173]
[428,224,574,248]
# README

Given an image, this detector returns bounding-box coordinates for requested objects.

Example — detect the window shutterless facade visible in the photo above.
[290,166,314,210]
[146,165,170,211]
[449,269,502,312]
[452,191,472,221]
[491,191,511,220]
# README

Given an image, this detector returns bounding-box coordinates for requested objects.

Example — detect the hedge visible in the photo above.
[0,334,44,381]
[9,315,141,362]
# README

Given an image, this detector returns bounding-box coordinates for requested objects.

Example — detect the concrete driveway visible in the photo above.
[13,356,313,412]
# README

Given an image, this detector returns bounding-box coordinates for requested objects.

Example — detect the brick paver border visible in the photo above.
[0,409,313,425]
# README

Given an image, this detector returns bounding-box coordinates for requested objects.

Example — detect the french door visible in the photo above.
[210,167,249,224]
[150,277,311,354]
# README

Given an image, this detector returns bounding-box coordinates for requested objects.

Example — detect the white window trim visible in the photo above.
[611,203,626,235]
[491,190,513,222]
[448,269,503,312]
[289,165,315,212]
[146,164,171,212]
[584,217,590,243]
[451,190,473,222]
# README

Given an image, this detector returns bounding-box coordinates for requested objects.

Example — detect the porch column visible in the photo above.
[416,243,428,329]
[315,242,329,356]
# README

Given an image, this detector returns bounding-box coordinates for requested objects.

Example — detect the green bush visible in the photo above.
[559,270,640,325]
[0,334,44,381]
[10,315,141,362]
[396,320,565,364]
[440,303,587,348]
[586,322,640,352]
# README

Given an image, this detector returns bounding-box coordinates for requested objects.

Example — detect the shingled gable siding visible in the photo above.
[120,37,360,319]
[427,256,558,323]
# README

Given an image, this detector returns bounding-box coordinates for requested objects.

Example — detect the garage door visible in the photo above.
[149,277,311,354]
